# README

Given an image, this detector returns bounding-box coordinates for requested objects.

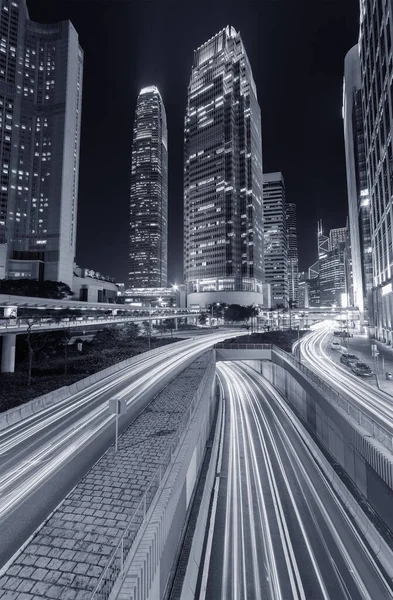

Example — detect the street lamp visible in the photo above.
[147,302,151,351]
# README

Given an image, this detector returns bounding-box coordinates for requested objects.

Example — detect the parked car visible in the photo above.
[340,353,359,366]
[331,340,342,350]
[350,361,374,377]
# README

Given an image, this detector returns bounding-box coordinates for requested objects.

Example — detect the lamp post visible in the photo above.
[148,302,151,351]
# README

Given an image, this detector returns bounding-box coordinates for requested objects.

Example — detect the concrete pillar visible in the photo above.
[175,317,178,330]
[1,334,16,373]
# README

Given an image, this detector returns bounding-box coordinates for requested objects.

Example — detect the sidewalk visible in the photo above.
[340,333,393,395]
[0,353,211,600]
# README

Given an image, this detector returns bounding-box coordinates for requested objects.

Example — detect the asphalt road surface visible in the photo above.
[0,331,240,570]
[198,361,393,600]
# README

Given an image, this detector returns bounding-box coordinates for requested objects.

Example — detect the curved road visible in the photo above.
[0,331,239,569]
[299,322,393,437]
[198,362,393,600]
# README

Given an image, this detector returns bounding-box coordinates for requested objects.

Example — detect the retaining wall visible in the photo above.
[113,352,217,600]
[243,356,393,533]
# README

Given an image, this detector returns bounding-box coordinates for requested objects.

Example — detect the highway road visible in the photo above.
[198,362,393,600]
[299,322,393,439]
[0,331,238,570]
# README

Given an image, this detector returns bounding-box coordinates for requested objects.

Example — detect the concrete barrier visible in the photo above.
[242,363,393,575]
[112,356,217,600]
[0,340,188,432]
[179,386,223,599]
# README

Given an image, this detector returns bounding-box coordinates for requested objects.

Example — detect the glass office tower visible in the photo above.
[359,1,393,340]
[184,26,264,307]
[129,86,168,288]
[286,202,299,306]
[263,172,288,307]
[0,0,83,288]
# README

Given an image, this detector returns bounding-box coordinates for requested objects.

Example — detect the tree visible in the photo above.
[61,329,72,376]
[198,312,207,325]
[224,304,249,323]
[24,318,53,388]
[117,322,139,344]
[0,279,73,299]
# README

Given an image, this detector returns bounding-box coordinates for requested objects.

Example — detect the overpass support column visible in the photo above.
[1,334,16,373]
[175,318,178,330]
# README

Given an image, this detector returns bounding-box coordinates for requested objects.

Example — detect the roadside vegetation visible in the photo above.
[222,329,310,352]
[0,322,181,413]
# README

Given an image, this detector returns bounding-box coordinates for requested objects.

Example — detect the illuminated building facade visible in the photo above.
[129,86,168,288]
[286,202,299,306]
[359,0,393,340]
[329,227,347,250]
[343,47,372,316]
[184,26,264,308]
[263,172,288,307]
[0,0,83,288]
[319,241,347,306]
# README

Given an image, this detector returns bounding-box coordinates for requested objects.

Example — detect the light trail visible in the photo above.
[202,361,393,600]
[0,332,240,527]
[300,322,393,434]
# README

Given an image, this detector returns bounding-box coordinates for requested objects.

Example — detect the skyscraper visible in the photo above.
[263,172,288,307]
[286,202,299,306]
[184,26,264,307]
[359,1,393,341]
[317,219,330,260]
[129,86,168,288]
[343,44,373,319]
[329,227,347,250]
[319,242,347,307]
[0,0,83,288]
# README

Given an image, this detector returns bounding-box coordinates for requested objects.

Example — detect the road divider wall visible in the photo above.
[111,351,217,600]
[243,354,393,536]
[0,340,188,432]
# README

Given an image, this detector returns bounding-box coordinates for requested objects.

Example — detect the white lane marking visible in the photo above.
[246,366,393,599]
[231,366,304,600]
[199,393,225,600]
[0,333,243,522]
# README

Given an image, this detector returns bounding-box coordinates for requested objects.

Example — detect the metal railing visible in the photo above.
[214,343,274,350]
[90,357,214,600]
[273,345,393,453]
[215,341,393,452]
[0,312,196,332]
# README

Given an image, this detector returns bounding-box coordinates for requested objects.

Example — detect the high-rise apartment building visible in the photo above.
[0,0,83,288]
[286,202,299,305]
[263,172,288,307]
[343,44,374,320]
[184,26,264,307]
[359,0,393,340]
[129,86,168,288]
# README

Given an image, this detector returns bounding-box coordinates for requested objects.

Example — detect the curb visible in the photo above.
[178,389,223,600]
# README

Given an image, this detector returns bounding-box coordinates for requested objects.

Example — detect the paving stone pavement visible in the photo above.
[0,353,211,600]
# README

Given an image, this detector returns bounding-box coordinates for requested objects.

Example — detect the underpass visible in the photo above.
[194,362,393,600]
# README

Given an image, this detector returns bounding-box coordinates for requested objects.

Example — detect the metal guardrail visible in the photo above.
[0,312,196,332]
[215,341,393,453]
[214,343,274,350]
[89,358,214,600]
[275,345,393,453]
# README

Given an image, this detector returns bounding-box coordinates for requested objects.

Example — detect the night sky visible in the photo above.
[28,0,359,284]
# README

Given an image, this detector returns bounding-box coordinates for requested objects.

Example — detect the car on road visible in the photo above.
[350,361,374,377]
[340,353,360,366]
[331,340,342,350]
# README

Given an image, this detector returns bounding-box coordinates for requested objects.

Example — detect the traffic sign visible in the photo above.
[109,398,127,451]
[109,398,126,415]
